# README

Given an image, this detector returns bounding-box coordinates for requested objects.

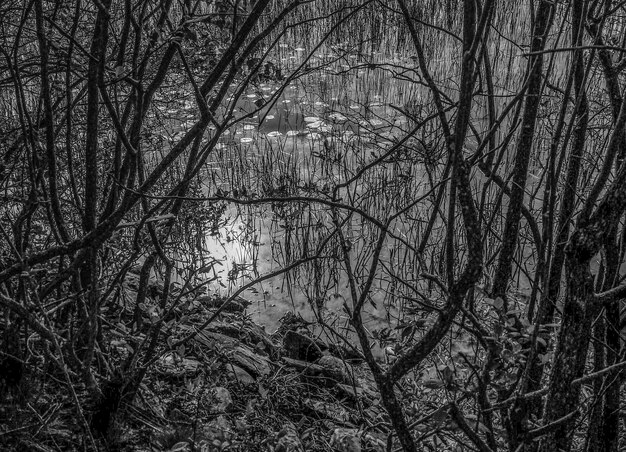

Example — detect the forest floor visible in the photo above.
[1,295,390,452]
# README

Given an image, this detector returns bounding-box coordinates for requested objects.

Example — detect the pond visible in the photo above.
[150,33,549,346]
[193,44,439,337]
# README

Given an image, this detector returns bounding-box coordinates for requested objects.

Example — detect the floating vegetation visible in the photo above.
[368,119,384,127]
[328,113,347,122]
[266,131,283,138]
[306,121,325,129]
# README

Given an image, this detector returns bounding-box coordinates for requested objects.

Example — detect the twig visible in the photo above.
[594,282,626,305]
[0,292,56,344]
[115,214,175,230]
[525,410,577,439]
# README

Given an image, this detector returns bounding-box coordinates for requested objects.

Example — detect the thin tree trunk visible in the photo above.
[34,0,70,244]
[490,2,556,448]
[601,227,620,452]
[524,2,589,427]
[587,14,626,451]
[76,0,112,375]
[491,0,555,306]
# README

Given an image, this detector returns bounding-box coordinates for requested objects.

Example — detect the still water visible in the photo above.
[195,45,431,335]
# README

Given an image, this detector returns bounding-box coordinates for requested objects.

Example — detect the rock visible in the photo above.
[317,355,354,385]
[304,398,352,424]
[197,295,250,313]
[189,329,272,377]
[275,423,304,452]
[156,352,200,378]
[282,357,325,373]
[282,357,354,388]
[204,387,233,413]
[283,330,324,362]
[272,312,312,339]
[226,363,256,385]
[193,330,238,348]
[231,345,272,377]
[327,343,363,364]
[208,320,280,358]
[335,383,363,402]
[330,428,361,452]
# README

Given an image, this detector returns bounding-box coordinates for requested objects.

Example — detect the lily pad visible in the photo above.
[329,113,347,122]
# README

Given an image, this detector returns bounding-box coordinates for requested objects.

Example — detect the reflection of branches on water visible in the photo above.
[167,222,344,354]
[268,200,344,309]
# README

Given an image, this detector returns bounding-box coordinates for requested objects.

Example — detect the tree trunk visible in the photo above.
[491,0,555,306]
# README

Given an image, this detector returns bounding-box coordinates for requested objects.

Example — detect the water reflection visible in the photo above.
[203,207,400,336]
[197,45,439,339]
